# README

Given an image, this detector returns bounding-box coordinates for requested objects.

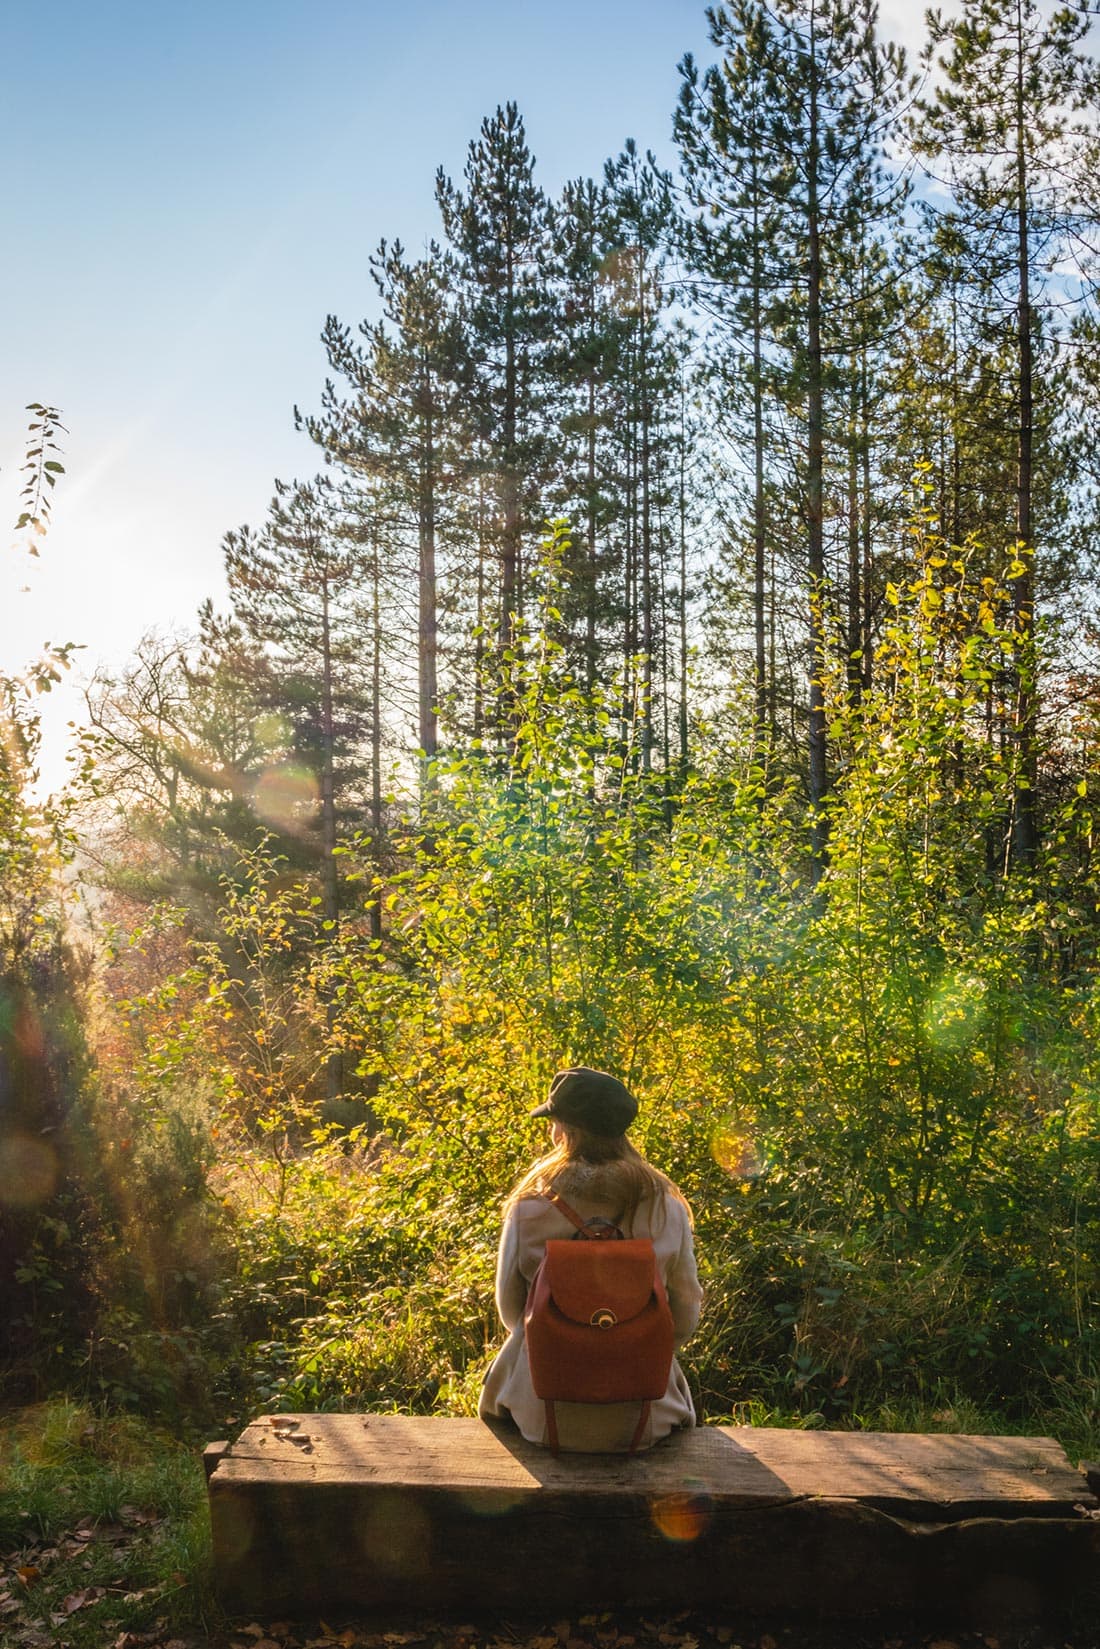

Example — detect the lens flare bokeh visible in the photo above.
[923,972,988,1051]
[0,1132,59,1207]
[710,1117,764,1181]
[649,1490,711,1543]
[252,765,319,831]
[358,1492,430,1577]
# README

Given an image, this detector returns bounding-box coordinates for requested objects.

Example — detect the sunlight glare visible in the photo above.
[252,764,319,831]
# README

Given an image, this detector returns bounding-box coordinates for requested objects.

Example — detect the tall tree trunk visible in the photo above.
[319,575,338,935]
[806,17,829,877]
[678,369,690,772]
[500,248,519,662]
[860,349,874,694]
[846,365,862,705]
[474,464,486,741]
[418,368,438,785]
[752,222,769,777]
[318,570,342,1104]
[658,493,673,827]
[369,536,384,944]
[586,367,598,696]
[1011,0,1038,867]
[622,346,638,765]
[638,257,654,773]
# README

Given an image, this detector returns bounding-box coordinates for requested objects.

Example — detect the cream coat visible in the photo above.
[478,1160,703,1452]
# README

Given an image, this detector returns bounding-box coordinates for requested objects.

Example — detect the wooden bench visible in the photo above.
[205,1415,1100,1623]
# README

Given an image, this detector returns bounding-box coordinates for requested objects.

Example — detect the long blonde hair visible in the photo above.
[505,1124,693,1229]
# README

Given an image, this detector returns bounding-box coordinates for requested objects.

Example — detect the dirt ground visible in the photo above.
[102,1609,1100,1649]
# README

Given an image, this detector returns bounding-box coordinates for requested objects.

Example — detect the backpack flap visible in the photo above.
[525,1237,675,1405]
[541,1239,657,1326]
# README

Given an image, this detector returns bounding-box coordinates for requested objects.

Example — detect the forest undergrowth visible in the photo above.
[3,522,1097,1474]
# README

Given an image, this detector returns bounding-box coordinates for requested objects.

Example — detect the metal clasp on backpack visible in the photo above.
[590,1308,618,1328]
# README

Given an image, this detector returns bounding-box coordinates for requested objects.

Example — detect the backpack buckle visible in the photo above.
[590,1308,618,1329]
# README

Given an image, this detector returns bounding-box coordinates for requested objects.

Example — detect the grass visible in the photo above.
[712,1374,1100,1463]
[0,1399,217,1647]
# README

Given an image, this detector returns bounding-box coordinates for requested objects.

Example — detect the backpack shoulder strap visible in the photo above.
[545,1192,626,1242]
[545,1191,589,1235]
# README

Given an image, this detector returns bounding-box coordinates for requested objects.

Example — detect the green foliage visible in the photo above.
[13,402,66,547]
[0,654,99,1396]
[8,520,1100,1463]
[218,515,1093,1442]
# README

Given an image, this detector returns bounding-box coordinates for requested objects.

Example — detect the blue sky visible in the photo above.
[1,0,924,789]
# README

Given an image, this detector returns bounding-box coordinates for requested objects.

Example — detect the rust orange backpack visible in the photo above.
[523,1192,675,1453]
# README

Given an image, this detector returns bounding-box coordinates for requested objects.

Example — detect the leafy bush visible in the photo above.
[28,520,1093,1460]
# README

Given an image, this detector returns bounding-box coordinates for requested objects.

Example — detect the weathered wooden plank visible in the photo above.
[207,1417,1100,1623]
[215,1414,1089,1516]
[203,1440,229,1482]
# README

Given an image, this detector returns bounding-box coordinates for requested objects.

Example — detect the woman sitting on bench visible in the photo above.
[479,1067,703,1453]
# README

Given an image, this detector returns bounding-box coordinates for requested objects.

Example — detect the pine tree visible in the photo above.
[302,240,467,790]
[603,140,678,772]
[223,477,370,934]
[676,0,909,870]
[549,175,627,696]
[677,0,790,770]
[436,104,555,715]
[914,0,1100,866]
